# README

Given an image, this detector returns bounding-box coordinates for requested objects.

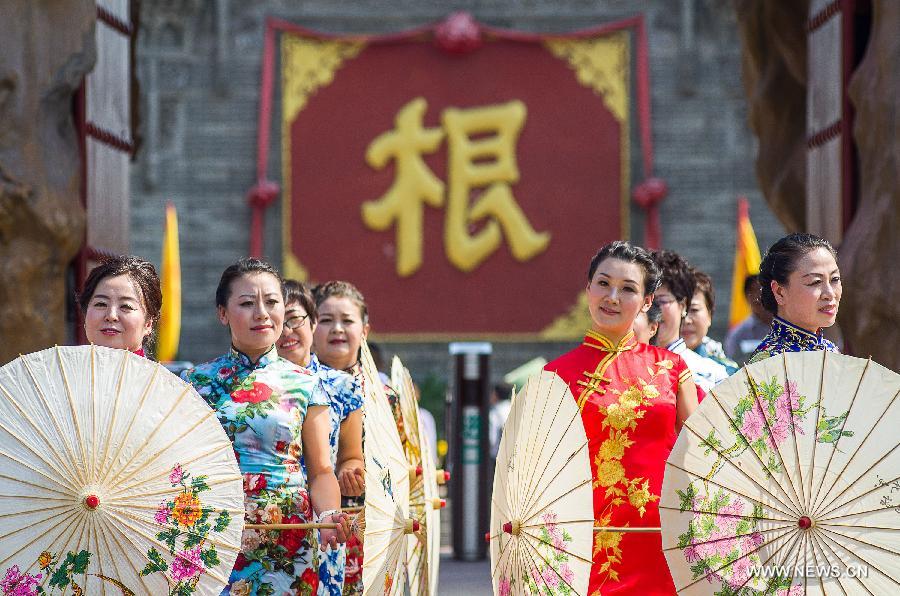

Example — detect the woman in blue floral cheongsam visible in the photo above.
[183,259,349,596]
[277,280,363,596]
[750,234,842,363]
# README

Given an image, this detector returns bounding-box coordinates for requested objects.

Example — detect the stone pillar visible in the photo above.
[0,1,95,364]
[840,0,900,370]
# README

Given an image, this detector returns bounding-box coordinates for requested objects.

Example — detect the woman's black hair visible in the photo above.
[587,241,661,295]
[758,233,837,315]
[314,280,369,324]
[652,249,696,305]
[646,300,662,324]
[693,269,715,316]
[77,255,162,351]
[215,258,282,308]
[282,279,317,324]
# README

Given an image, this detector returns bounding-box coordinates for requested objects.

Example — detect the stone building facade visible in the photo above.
[129,0,786,382]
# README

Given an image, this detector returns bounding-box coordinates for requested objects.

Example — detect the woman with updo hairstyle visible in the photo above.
[181,258,349,595]
[78,255,162,355]
[749,233,841,362]
[544,240,698,594]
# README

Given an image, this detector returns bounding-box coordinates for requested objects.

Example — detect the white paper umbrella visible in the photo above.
[489,370,593,595]
[391,357,442,595]
[661,351,900,595]
[0,345,243,595]
[360,342,414,595]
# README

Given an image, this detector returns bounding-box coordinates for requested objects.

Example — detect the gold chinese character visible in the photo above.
[361,98,445,277]
[442,100,550,272]
[362,98,550,276]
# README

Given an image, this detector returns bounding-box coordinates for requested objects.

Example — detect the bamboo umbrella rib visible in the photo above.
[89,345,98,485]
[511,378,542,520]
[816,529,890,592]
[361,525,405,538]
[809,359,872,514]
[520,405,584,519]
[710,372,804,513]
[96,511,163,595]
[753,526,804,595]
[88,513,108,596]
[658,504,790,524]
[117,502,246,517]
[363,534,402,575]
[110,473,242,504]
[518,532,577,595]
[0,502,78,544]
[0,502,72,521]
[0,418,78,496]
[807,529,835,596]
[518,375,561,518]
[820,523,900,532]
[0,381,84,484]
[661,523,794,553]
[489,534,513,579]
[108,443,235,500]
[521,527,593,566]
[97,364,160,487]
[811,529,860,596]
[813,386,900,518]
[520,530,585,595]
[518,376,552,521]
[15,358,87,487]
[101,507,231,585]
[679,422,803,518]
[781,353,809,512]
[98,349,129,495]
[740,369,807,511]
[678,525,796,592]
[106,503,241,554]
[55,346,91,489]
[818,503,900,524]
[807,351,830,514]
[490,496,513,531]
[72,509,91,594]
[41,512,90,595]
[107,388,211,489]
[816,466,900,521]
[520,475,591,527]
[818,525,900,559]
[0,507,82,575]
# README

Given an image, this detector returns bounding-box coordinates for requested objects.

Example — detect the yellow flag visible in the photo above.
[729,197,762,328]
[157,202,181,361]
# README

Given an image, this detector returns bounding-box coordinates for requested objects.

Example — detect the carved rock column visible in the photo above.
[840,0,900,370]
[734,0,809,232]
[0,1,95,364]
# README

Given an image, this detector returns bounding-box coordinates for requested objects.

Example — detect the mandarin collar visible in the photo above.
[771,316,827,345]
[583,329,637,353]
[229,344,278,369]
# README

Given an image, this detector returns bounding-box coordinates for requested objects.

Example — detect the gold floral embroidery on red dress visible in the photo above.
[588,357,673,590]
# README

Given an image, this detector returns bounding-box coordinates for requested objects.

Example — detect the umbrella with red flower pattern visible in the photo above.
[0,345,244,595]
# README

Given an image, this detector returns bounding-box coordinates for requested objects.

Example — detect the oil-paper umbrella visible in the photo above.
[661,351,900,595]
[358,341,417,595]
[488,370,594,595]
[391,356,442,595]
[0,345,243,595]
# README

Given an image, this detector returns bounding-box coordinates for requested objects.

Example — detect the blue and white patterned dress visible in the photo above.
[306,354,363,596]
[182,345,331,596]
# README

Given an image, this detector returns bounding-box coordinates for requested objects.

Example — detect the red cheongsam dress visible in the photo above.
[544,330,692,595]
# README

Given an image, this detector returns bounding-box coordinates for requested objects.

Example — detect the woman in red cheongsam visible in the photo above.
[545,240,699,595]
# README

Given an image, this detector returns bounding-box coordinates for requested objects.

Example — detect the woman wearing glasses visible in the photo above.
[181,258,349,595]
[277,279,363,596]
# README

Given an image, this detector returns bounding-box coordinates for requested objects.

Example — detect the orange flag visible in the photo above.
[729,197,762,328]
[157,202,181,361]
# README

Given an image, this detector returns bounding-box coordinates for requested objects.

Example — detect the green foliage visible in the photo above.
[214,510,231,532]
[140,548,169,577]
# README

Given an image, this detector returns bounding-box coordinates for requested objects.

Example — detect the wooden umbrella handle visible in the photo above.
[245,523,339,530]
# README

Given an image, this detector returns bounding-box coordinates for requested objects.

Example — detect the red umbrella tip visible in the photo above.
[416,465,423,476]
[440,498,447,509]
[444,470,451,482]
[798,516,813,529]
[502,521,513,534]
[412,519,421,532]
[84,495,100,510]
[485,532,491,543]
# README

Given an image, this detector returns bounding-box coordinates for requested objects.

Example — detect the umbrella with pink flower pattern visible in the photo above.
[0,345,244,595]
[661,351,900,595]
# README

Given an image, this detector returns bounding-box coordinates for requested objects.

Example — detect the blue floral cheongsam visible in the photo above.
[748,316,839,363]
[306,354,362,596]
[182,345,330,596]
